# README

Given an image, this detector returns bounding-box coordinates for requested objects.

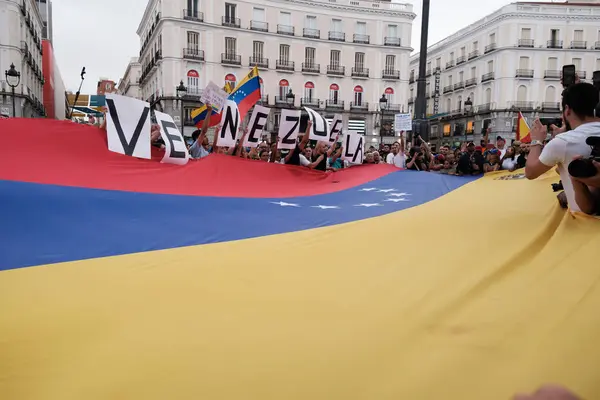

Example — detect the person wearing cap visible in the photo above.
[525,83,600,213]
[496,135,508,158]
[456,142,484,175]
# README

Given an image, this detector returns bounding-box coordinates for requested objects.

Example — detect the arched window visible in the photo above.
[354,85,363,105]
[330,83,340,103]
[384,87,394,104]
[304,81,315,100]
[457,95,462,111]
[187,70,199,93]
[279,79,290,98]
[446,98,452,113]
[225,73,236,93]
[545,85,556,103]
[485,88,492,104]
[517,85,527,102]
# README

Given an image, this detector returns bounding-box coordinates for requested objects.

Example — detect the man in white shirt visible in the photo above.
[525,83,600,213]
[386,132,406,168]
[496,136,507,158]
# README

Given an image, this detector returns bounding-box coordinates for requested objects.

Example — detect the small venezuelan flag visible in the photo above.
[516,111,531,143]
[191,67,261,129]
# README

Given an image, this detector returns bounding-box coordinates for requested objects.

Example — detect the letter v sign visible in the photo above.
[106,97,151,158]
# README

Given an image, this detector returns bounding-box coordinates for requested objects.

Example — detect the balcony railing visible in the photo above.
[446,61,455,69]
[350,102,369,110]
[221,53,241,65]
[353,34,369,44]
[454,81,465,90]
[183,9,203,21]
[327,65,345,76]
[183,48,205,61]
[544,70,560,79]
[570,41,587,49]
[468,50,479,60]
[443,84,453,94]
[595,41,600,50]
[477,103,493,113]
[222,16,241,28]
[409,74,415,83]
[276,60,295,71]
[547,40,563,48]
[407,97,414,104]
[250,20,268,32]
[484,43,497,53]
[351,67,369,78]
[325,100,344,109]
[277,24,294,36]
[456,55,466,65]
[258,95,269,105]
[382,69,400,80]
[303,28,320,39]
[542,102,560,111]
[425,69,432,77]
[516,69,534,78]
[577,70,587,79]
[481,72,495,82]
[465,77,477,87]
[384,37,401,46]
[155,49,162,61]
[510,101,534,111]
[382,104,401,112]
[328,31,345,41]
[518,39,534,47]
[274,96,293,106]
[301,98,320,107]
[301,62,319,73]
[249,56,268,68]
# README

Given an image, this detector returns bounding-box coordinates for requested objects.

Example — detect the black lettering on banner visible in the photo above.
[248,112,268,144]
[329,119,342,142]
[159,119,187,159]
[343,134,354,159]
[281,115,300,145]
[220,105,239,141]
[307,108,328,139]
[352,136,364,164]
[106,98,150,156]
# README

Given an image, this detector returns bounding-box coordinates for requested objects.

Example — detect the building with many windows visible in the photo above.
[0,0,46,118]
[117,58,142,99]
[133,0,415,141]
[408,1,600,147]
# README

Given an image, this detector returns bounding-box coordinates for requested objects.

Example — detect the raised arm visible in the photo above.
[298,120,312,151]
[398,131,405,153]
[326,136,339,157]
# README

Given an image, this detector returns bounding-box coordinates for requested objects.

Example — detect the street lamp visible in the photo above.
[464,97,473,113]
[5,63,21,118]
[379,94,388,111]
[378,94,388,145]
[176,80,187,132]
[286,89,295,107]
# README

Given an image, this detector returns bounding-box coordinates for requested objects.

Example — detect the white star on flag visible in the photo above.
[377,189,396,193]
[271,201,300,207]
[387,193,411,197]
[385,198,409,203]
[359,188,378,192]
[354,203,382,207]
[311,205,340,209]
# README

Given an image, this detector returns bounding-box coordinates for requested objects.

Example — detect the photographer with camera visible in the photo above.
[569,136,600,215]
[525,82,600,213]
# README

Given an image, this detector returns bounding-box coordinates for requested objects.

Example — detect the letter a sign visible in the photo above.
[342,130,364,164]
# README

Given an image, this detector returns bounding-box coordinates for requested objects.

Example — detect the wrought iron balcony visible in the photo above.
[409,74,415,83]
[577,70,587,79]
[303,28,320,39]
[301,62,319,73]
[477,103,492,113]
[222,16,241,28]
[258,95,269,105]
[382,103,401,112]
[384,37,401,46]
[518,39,534,47]
[515,69,534,78]
[468,50,479,60]
[595,41,600,50]
[353,34,369,44]
[544,70,560,79]
[509,101,534,111]
[249,57,268,68]
[547,40,563,49]
[183,9,203,21]
[484,43,497,53]
[382,69,400,80]
[481,72,495,82]
[350,102,369,110]
[351,67,369,78]
[328,31,345,42]
[274,96,293,106]
[277,24,294,36]
[327,65,345,76]
[446,61,455,69]
[250,20,268,32]
[183,48,205,61]
[465,77,477,87]
[407,97,414,104]
[454,81,465,90]
[276,60,295,71]
[456,55,466,65]
[325,100,344,109]
[542,102,560,111]
[221,53,241,65]
[570,41,587,49]
[301,98,320,107]
[425,69,432,77]
[443,85,453,94]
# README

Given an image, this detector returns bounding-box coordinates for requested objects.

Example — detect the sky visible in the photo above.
[52,0,511,94]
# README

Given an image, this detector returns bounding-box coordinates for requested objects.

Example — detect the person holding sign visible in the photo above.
[309,136,340,171]
[284,121,312,166]
[386,131,406,168]
[189,105,214,159]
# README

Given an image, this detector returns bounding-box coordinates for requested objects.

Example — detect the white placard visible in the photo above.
[304,106,329,141]
[154,110,189,165]
[342,130,364,164]
[277,109,301,150]
[105,94,151,159]
[200,81,229,112]
[394,113,412,132]
[243,105,270,148]
[217,100,240,147]
[328,114,343,143]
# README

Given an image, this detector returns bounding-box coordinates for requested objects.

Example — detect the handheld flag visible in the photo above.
[516,111,531,143]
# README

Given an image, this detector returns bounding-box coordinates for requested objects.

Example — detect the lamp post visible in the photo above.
[414,0,431,141]
[378,94,388,145]
[176,80,187,132]
[286,89,295,107]
[464,97,473,113]
[5,63,21,118]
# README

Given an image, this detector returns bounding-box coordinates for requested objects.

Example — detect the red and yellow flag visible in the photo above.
[516,111,531,143]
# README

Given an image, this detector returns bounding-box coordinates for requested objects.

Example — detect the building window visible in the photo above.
[485,87,492,103]
[305,47,316,65]
[279,79,290,98]
[472,41,478,50]
[225,37,236,56]
[458,71,464,82]
[448,75,453,86]
[435,57,441,69]
[550,29,560,42]
[387,24,397,38]
[305,15,317,28]
[329,83,339,102]
[353,85,363,105]
[519,56,529,69]
[446,98,451,112]
[187,0,198,13]
[487,60,494,73]
[548,57,558,70]
[385,55,395,72]
[521,28,531,39]
[460,46,466,56]
[354,52,365,69]
[304,81,314,100]
[572,57,582,70]
[280,44,290,62]
[517,85,527,102]
[489,32,496,44]
[330,50,340,67]
[443,124,451,136]
[187,70,200,91]
[384,87,394,103]
[331,18,342,32]
[356,21,366,35]
[225,3,237,22]
[574,29,583,41]
[545,85,556,102]
[280,11,291,26]
[187,31,199,50]
[253,41,264,59]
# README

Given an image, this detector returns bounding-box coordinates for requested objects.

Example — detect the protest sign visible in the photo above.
[105,94,151,159]
[277,109,301,150]
[200,81,229,112]
[155,110,189,165]
[243,105,270,147]
[342,130,364,164]
[328,114,343,143]
[217,100,240,147]
[305,106,329,142]
[394,113,412,132]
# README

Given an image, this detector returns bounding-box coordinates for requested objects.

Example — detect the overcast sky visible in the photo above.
[52,0,510,94]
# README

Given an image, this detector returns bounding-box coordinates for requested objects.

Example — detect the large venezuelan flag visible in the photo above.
[1,119,600,400]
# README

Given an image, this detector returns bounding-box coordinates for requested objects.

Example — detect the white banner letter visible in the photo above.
[243,105,270,148]
[277,109,301,150]
[342,131,364,164]
[217,100,240,147]
[328,113,343,143]
[304,106,329,141]
[154,110,189,165]
[105,94,151,159]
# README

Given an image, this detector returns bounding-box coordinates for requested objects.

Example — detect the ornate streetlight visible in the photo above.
[5,63,21,117]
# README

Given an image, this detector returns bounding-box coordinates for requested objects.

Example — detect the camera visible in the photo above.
[568,136,600,178]
[551,181,564,192]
